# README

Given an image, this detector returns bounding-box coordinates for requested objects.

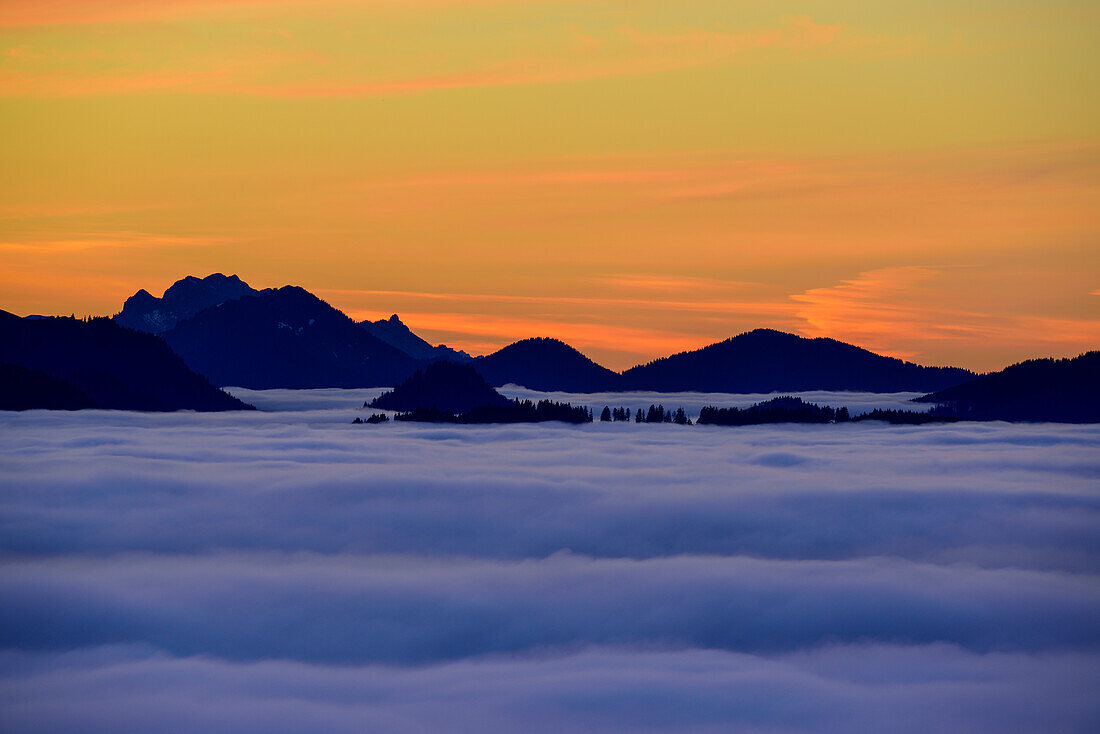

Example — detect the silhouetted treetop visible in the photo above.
[852,408,956,424]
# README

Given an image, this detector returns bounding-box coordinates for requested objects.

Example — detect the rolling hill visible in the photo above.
[914,351,1100,422]
[621,329,973,393]
[474,337,623,392]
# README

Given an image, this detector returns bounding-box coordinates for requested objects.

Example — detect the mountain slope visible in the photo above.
[360,314,471,362]
[0,362,98,410]
[621,329,972,393]
[914,351,1100,422]
[474,337,622,392]
[162,286,419,389]
[115,273,258,334]
[0,311,251,411]
[369,361,511,413]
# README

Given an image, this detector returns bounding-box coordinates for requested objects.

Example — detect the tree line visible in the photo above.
[600,404,691,424]
[356,397,963,427]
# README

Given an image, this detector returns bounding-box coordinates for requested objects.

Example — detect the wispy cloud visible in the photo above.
[591,274,763,293]
[0,13,913,98]
[792,267,1100,365]
[322,285,796,361]
[0,233,231,253]
[0,0,568,27]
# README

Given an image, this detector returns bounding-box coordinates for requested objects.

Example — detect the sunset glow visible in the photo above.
[2,0,1097,370]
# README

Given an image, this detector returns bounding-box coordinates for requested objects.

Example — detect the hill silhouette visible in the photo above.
[475,337,622,392]
[621,329,972,393]
[162,286,419,389]
[914,351,1100,422]
[115,273,258,334]
[360,314,471,363]
[0,362,98,410]
[369,361,511,413]
[0,311,251,411]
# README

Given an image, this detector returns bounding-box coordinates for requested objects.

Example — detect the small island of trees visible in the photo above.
[697,397,847,425]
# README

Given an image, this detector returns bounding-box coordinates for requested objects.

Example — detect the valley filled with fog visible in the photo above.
[1,391,1098,732]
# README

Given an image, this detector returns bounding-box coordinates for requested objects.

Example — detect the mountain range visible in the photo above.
[2,272,1094,420]
[100,273,982,394]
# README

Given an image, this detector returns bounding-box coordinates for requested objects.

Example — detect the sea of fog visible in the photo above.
[1,390,1098,733]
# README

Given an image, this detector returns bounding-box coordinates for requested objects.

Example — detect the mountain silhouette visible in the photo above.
[162,286,420,389]
[369,361,511,413]
[0,362,98,410]
[115,273,258,333]
[914,351,1100,422]
[621,329,973,393]
[0,311,251,411]
[110,275,984,394]
[360,314,471,363]
[474,337,622,392]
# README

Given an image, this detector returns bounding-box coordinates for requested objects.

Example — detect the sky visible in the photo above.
[0,0,1097,370]
[1,405,1098,731]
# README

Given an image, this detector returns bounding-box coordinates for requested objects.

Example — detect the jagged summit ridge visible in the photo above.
[115,273,258,334]
[359,313,471,363]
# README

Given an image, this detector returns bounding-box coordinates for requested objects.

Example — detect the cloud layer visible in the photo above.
[2,646,1097,734]
[1,396,1098,731]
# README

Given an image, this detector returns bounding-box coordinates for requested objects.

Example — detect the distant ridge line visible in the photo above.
[98,273,982,393]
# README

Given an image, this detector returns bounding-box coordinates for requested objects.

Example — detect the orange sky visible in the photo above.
[1,0,1097,371]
